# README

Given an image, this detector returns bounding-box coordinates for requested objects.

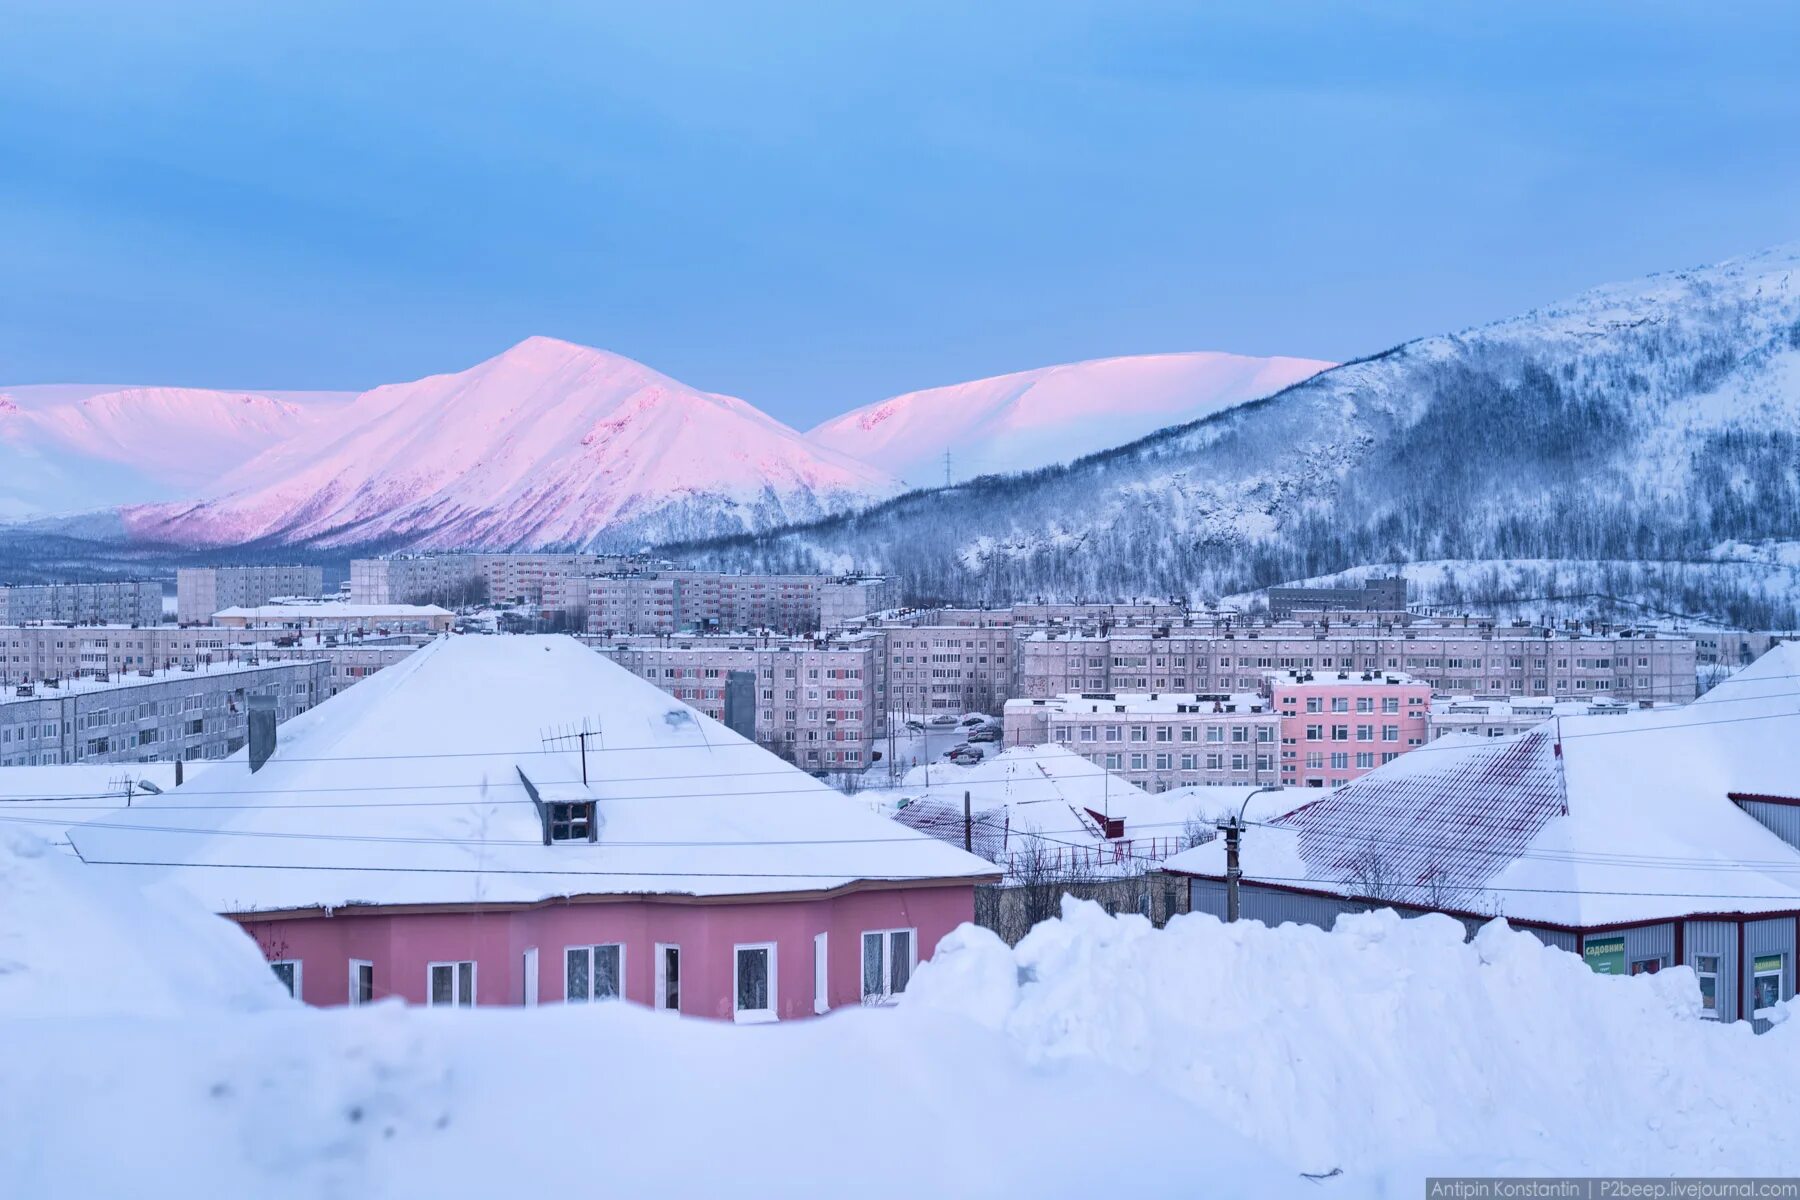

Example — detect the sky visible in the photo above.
[1,1,1798,427]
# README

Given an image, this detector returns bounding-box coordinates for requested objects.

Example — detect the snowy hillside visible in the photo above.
[686,243,1800,625]
[121,337,902,551]
[0,384,349,520]
[808,351,1330,485]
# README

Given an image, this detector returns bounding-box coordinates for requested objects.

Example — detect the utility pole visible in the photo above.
[963,790,972,852]
[943,449,952,488]
[1218,786,1281,923]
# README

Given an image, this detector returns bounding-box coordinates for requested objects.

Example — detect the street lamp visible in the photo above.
[1217,785,1283,923]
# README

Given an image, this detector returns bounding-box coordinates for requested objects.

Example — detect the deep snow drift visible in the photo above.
[5,826,1795,1196]
[908,900,1798,1179]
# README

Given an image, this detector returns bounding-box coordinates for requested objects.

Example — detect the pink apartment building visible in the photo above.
[1265,669,1431,788]
[67,635,996,1018]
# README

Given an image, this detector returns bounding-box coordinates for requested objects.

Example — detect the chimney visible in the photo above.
[248,692,277,773]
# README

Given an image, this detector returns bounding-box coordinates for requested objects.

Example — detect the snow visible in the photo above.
[1166,642,1800,926]
[810,351,1331,486]
[62,635,997,912]
[0,831,291,1018]
[906,898,1800,1179]
[0,384,350,518]
[210,602,451,622]
[121,336,902,550]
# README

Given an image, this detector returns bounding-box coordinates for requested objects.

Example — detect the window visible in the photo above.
[814,932,830,1015]
[428,960,476,1007]
[565,944,623,1002]
[862,929,915,1003]
[1754,954,1785,1016]
[270,959,301,998]
[348,959,373,1006]
[548,801,593,842]
[734,943,777,1023]
[1696,955,1720,1018]
[655,944,681,1013]
[1629,957,1664,976]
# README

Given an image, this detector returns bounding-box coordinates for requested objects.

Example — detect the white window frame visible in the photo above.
[523,947,539,1007]
[270,958,302,999]
[1753,955,1785,1020]
[1695,954,1720,1019]
[860,927,917,1005]
[733,941,778,1024]
[813,931,830,1015]
[348,958,373,1006]
[426,959,476,1008]
[654,942,681,1014]
[564,943,625,1003]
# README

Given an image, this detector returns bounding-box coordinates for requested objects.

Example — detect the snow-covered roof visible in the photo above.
[212,602,452,620]
[65,635,997,912]
[1165,642,1800,927]
[0,658,319,706]
[1004,691,1271,716]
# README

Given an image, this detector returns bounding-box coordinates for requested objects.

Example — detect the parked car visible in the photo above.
[960,715,984,727]
[904,719,925,731]
[946,749,983,767]
[928,714,959,727]
[968,728,1001,744]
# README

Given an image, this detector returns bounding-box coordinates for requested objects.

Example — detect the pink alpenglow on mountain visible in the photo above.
[0,385,350,519]
[807,351,1333,484]
[123,337,901,550]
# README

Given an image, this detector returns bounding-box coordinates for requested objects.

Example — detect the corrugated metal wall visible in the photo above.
[1685,921,1738,1023]
[1188,879,1359,930]
[1746,917,1797,1031]
[1528,928,1578,952]
[1738,800,1800,853]
[1619,923,1676,968]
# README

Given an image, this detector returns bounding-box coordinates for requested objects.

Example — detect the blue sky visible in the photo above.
[2,1,1797,426]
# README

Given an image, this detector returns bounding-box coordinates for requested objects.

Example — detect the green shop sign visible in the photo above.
[1756,955,1784,975]
[1584,936,1626,975]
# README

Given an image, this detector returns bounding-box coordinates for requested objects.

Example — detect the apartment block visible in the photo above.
[0,580,162,626]
[0,658,328,767]
[585,572,896,636]
[1003,690,1279,792]
[882,623,1014,715]
[1426,695,1644,741]
[818,577,898,628]
[584,633,885,771]
[176,565,324,625]
[1018,622,1697,705]
[0,624,420,688]
[1265,669,1431,788]
[1266,576,1407,620]
[348,556,486,606]
[349,553,650,608]
[254,636,427,697]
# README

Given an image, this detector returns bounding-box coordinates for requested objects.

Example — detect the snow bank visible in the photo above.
[0,830,291,1018]
[908,899,1799,1179]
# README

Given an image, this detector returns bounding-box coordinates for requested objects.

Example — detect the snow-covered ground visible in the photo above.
[6,828,1799,1194]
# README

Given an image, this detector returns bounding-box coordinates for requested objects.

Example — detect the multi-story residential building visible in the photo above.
[0,623,423,687]
[0,658,328,766]
[1265,669,1431,788]
[585,633,884,771]
[818,577,898,628]
[1693,629,1788,670]
[176,565,325,625]
[211,602,454,633]
[0,580,163,626]
[1018,622,1698,705]
[349,555,486,606]
[882,622,1014,715]
[254,636,427,697]
[1003,690,1279,792]
[1426,695,1646,741]
[350,553,651,608]
[1266,576,1407,620]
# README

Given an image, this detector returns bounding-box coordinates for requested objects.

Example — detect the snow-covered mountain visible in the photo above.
[0,385,350,520]
[684,243,1800,629]
[808,352,1331,484]
[122,337,902,551]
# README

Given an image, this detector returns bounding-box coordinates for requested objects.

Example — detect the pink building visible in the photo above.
[1265,668,1430,788]
[69,635,996,1018]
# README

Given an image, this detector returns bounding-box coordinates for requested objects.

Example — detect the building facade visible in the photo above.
[1266,576,1407,620]
[0,658,327,766]
[586,633,885,771]
[1266,669,1431,788]
[176,565,325,625]
[1018,624,1697,705]
[1003,691,1279,791]
[0,581,163,626]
